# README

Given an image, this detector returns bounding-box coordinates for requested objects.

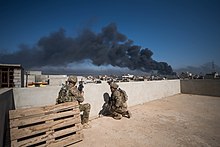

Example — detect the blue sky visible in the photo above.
[0,0,220,72]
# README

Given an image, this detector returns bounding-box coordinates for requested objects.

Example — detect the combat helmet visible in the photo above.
[67,76,77,83]
[110,82,118,89]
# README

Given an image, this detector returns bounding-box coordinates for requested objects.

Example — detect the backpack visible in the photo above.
[56,83,69,104]
[118,88,128,102]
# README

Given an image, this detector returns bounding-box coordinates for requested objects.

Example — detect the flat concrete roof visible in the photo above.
[0,63,22,68]
[77,94,220,147]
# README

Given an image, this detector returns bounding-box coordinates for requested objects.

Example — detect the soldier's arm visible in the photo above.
[76,94,84,103]
[69,87,84,103]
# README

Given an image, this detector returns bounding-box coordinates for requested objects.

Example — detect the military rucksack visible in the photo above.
[56,83,69,104]
[118,88,128,102]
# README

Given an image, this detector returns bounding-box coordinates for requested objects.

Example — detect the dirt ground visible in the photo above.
[76,94,220,147]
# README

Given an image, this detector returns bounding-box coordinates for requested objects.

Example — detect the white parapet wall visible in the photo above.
[13,79,181,118]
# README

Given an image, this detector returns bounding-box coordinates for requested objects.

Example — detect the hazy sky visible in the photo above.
[0,0,220,72]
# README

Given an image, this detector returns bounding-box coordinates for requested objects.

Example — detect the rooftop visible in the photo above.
[0,63,22,67]
[77,94,220,147]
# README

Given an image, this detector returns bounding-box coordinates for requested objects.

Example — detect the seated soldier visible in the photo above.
[109,82,131,120]
[56,75,91,129]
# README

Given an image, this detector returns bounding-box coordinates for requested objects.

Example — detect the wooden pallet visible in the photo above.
[9,101,84,147]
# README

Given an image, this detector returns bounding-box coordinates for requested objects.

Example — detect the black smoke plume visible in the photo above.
[0,23,173,75]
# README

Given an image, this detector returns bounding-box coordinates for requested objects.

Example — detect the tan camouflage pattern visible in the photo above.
[56,82,91,124]
[68,84,84,102]
[110,82,119,89]
[67,75,78,83]
[110,89,128,116]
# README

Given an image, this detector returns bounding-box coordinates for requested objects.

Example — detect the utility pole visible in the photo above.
[212,61,215,72]
[25,71,30,87]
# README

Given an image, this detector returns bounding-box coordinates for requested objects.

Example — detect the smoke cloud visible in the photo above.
[0,23,173,75]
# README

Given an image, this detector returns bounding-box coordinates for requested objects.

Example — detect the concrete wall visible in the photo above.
[13,68,24,88]
[13,80,181,118]
[48,75,67,86]
[13,86,61,108]
[84,79,180,118]
[0,88,15,147]
[180,79,220,97]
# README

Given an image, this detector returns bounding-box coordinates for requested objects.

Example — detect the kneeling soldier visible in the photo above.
[109,82,131,120]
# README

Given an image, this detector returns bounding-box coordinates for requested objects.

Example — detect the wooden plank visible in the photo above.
[31,131,84,147]
[9,101,79,119]
[11,133,48,147]
[11,123,83,147]
[44,119,54,146]
[10,115,81,140]
[10,108,80,128]
[9,102,84,147]
[52,123,82,138]
[48,131,84,147]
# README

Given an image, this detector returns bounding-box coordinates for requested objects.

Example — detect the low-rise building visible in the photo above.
[0,64,24,88]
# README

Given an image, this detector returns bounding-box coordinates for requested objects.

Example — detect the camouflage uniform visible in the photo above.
[109,83,131,120]
[68,83,91,125]
[56,76,91,127]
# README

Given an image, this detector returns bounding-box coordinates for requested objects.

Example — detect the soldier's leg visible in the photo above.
[114,107,132,119]
[111,107,124,120]
[115,106,131,118]
[115,107,126,114]
[112,112,122,120]
[79,103,91,124]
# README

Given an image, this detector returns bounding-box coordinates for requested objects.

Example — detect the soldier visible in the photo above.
[56,75,91,129]
[109,82,131,120]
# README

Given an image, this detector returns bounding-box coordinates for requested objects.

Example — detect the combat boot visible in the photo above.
[127,110,132,118]
[122,110,132,118]
[83,123,92,129]
[113,114,122,120]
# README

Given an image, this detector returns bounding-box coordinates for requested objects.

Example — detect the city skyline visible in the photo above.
[0,0,220,74]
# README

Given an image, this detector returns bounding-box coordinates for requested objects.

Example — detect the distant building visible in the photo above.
[122,74,134,79]
[0,64,24,88]
[204,72,219,79]
[25,71,68,87]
